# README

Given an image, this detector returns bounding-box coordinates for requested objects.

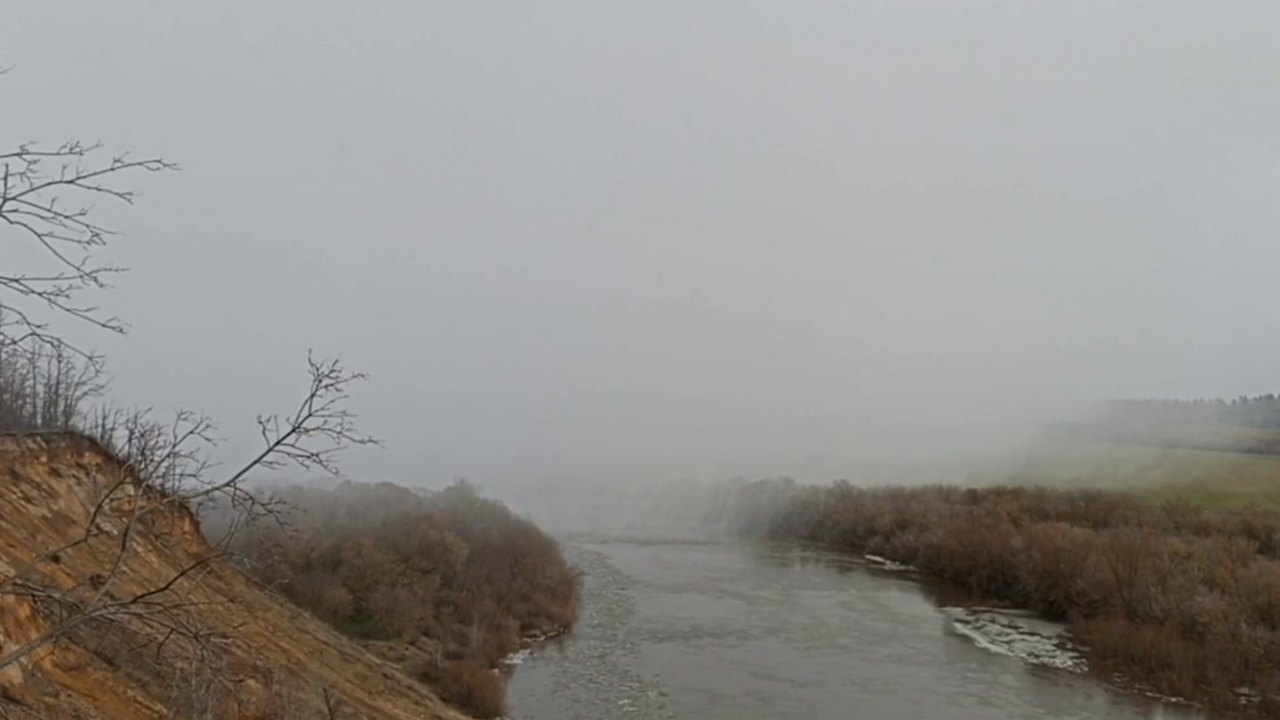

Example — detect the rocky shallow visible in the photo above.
[939,606,1087,672]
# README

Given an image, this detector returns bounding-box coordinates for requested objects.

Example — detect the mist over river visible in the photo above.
[501,494,1210,720]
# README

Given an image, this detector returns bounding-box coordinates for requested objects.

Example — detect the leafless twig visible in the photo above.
[0,140,176,364]
[0,354,374,681]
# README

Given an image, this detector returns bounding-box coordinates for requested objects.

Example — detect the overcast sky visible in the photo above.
[4,2,1279,485]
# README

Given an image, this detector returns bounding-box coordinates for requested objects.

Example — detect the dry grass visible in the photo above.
[984,441,1280,510]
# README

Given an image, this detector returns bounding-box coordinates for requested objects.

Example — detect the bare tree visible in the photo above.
[0,353,376,674]
[0,139,176,361]
[0,331,105,431]
[0,74,374,717]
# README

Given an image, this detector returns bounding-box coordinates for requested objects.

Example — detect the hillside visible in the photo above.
[1040,396,1280,459]
[0,433,470,720]
[997,440,1280,510]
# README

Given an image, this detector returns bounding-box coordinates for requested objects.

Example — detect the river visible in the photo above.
[503,517,1212,720]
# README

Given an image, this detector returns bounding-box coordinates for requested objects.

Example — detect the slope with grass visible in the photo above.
[996,440,1280,510]
[0,433,471,720]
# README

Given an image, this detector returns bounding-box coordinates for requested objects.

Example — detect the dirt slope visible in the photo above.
[0,433,469,720]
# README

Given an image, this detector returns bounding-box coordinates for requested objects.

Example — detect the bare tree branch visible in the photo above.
[0,139,176,361]
[1,86,371,716]
[0,353,375,681]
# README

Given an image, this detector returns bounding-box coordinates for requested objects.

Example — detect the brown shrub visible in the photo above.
[915,512,1022,599]
[439,662,506,719]
[1072,616,1203,700]
[223,480,580,717]
[1237,559,1280,629]
[1016,523,1107,618]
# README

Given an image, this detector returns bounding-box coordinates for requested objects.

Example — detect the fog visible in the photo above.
[4,2,1279,486]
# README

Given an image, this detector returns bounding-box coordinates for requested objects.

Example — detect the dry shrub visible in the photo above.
[439,662,506,719]
[1238,559,1280,629]
[1016,522,1107,618]
[1073,616,1203,699]
[223,480,580,718]
[915,512,1022,599]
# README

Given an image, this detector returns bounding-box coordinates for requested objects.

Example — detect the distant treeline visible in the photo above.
[1045,395,1280,455]
[717,479,1280,716]
[1103,395,1280,428]
[211,480,580,719]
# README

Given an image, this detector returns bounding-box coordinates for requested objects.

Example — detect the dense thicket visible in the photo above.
[221,481,580,719]
[722,480,1280,715]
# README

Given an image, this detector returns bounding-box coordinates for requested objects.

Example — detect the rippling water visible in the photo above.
[506,528,1211,720]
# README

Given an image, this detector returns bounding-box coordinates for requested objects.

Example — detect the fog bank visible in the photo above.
[4,2,1279,485]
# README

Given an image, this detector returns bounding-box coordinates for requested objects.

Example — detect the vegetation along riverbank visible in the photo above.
[718,478,1280,716]
[214,480,581,718]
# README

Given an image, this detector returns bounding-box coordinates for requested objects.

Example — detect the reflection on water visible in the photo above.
[507,529,1211,720]
[755,541,867,574]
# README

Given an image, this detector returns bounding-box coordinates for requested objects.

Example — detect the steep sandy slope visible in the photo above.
[0,434,469,720]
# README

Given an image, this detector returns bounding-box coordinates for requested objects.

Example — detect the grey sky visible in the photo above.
[4,2,1279,485]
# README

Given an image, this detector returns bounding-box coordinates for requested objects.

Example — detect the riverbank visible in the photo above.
[215,480,582,719]
[717,480,1280,716]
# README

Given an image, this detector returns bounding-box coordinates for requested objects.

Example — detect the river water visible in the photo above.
[504,522,1212,720]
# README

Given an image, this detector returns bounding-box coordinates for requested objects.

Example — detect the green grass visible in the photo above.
[986,441,1280,511]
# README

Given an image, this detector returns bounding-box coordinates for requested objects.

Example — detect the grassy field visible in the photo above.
[985,441,1280,510]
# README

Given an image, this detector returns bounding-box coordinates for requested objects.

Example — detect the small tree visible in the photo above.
[0,69,376,717]
[0,352,376,672]
[0,334,104,431]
